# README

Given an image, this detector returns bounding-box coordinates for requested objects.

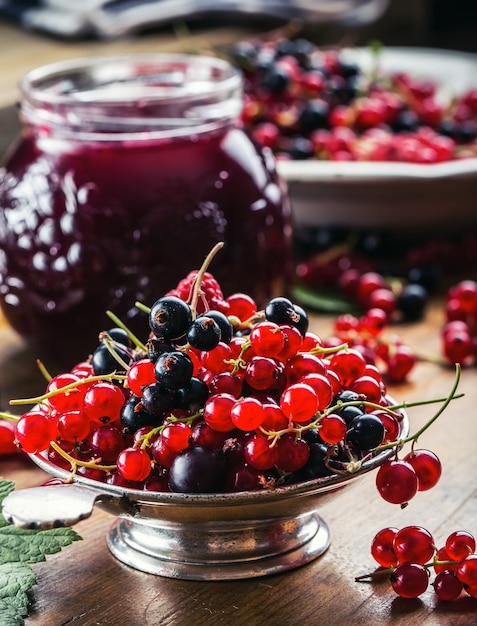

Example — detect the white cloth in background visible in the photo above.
[0,0,390,39]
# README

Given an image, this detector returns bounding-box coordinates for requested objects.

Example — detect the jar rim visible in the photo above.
[19,53,243,139]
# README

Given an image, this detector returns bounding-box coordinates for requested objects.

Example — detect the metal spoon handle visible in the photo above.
[2,484,99,529]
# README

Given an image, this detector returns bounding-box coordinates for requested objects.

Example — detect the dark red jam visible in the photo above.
[0,55,293,364]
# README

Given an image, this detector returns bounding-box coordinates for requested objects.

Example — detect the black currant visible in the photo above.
[146,336,174,363]
[265,297,309,336]
[397,283,428,322]
[186,317,221,351]
[334,403,365,428]
[141,383,175,416]
[174,377,209,412]
[287,137,314,160]
[149,296,192,341]
[200,310,233,344]
[347,414,385,450]
[91,343,131,376]
[102,327,131,347]
[298,99,329,132]
[293,443,334,481]
[154,351,193,391]
[120,396,160,434]
[168,446,227,493]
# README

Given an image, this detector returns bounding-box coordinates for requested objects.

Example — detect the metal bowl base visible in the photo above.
[107,511,331,580]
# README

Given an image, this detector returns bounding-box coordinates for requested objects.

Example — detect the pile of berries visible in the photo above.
[1,244,458,506]
[297,251,429,323]
[231,37,477,163]
[442,279,477,366]
[359,525,477,601]
[2,246,426,494]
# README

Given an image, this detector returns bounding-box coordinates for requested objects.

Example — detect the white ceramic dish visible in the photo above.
[277,47,477,229]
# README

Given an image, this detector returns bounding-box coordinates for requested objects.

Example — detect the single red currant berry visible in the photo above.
[116,447,152,482]
[15,411,56,453]
[390,562,429,598]
[225,292,257,322]
[299,373,333,411]
[446,531,476,561]
[280,383,318,424]
[261,403,288,431]
[393,525,435,565]
[0,420,18,455]
[56,410,91,442]
[371,527,399,568]
[433,570,464,601]
[83,382,126,424]
[275,434,310,472]
[434,546,457,574]
[202,393,235,432]
[244,433,279,470]
[319,414,347,444]
[385,344,416,383]
[46,373,84,412]
[161,422,192,452]
[328,348,367,386]
[249,321,285,358]
[375,459,418,505]
[456,554,477,588]
[231,397,265,431]
[127,359,157,396]
[403,449,442,491]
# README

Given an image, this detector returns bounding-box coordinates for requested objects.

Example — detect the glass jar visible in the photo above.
[0,54,293,364]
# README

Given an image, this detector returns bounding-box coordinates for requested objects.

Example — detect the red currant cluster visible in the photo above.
[232,38,477,163]
[324,311,417,384]
[375,448,441,507]
[442,279,477,365]
[297,253,429,324]
[359,525,477,601]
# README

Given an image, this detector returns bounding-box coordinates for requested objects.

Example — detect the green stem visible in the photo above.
[105,310,147,352]
[49,440,117,473]
[0,411,18,422]
[190,242,224,316]
[134,301,151,315]
[375,363,462,452]
[9,373,127,406]
[36,359,53,382]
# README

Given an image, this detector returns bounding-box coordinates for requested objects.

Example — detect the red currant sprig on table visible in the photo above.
[442,279,477,366]
[357,525,477,601]
[371,366,461,509]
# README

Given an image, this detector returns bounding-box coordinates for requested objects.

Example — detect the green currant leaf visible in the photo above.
[291,283,359,314]
[0,478,82,625]
[0,562,36,623]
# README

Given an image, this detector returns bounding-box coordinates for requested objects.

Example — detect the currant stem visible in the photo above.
[101,334,135,371]
[105,310,148,352]
[134,301,151,315]
[355,557,460,583]
[49,440,117,473]
[190,241,224,316]
[9,373,127,406]
[375,363,462,452]
[0,411,18,422]
[36,359,53,382]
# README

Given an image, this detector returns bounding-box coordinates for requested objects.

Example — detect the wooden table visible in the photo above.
[1,17,477,626]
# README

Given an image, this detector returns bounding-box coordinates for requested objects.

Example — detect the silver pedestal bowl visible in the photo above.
[3,410,408,581]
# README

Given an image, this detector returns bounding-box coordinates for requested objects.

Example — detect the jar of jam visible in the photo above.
[0,54,293,364]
